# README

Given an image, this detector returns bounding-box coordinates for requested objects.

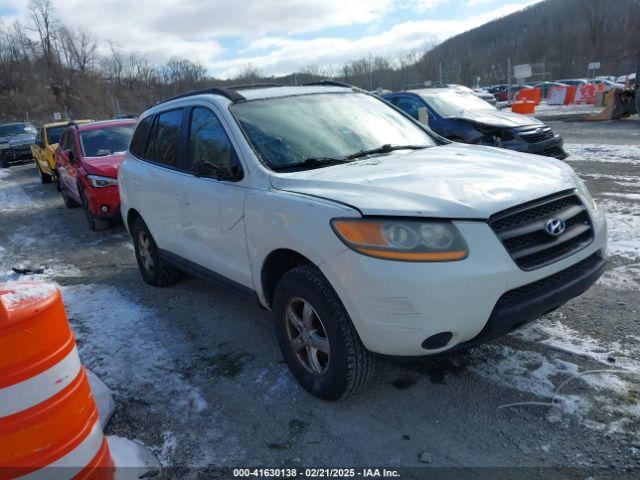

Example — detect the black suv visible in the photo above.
[0,122,37,168]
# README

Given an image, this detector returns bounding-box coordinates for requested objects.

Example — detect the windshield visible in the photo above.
[79,125,135,157]
[46,125,66,145]
[0,123,36,137]
[419,90,496,117]
[231,92,435,170]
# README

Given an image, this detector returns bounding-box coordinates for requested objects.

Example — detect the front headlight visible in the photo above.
[331,218,468,261]
[86,174,118,188]
[0,143,9,150]
[573,174,597,211]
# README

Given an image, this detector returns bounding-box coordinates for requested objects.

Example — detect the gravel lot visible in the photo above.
[1,119,639,478]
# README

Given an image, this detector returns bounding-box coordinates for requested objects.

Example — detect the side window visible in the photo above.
[394,97,424,120]
[188,108,238,174]
[145,109,183,168]
[130,115,154,158]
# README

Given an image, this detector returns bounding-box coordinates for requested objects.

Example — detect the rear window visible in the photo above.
[79,125,135,157]
[129,115,154,158]
[0,123,35,137]
[46,126,66,145]
[144,109,183,168]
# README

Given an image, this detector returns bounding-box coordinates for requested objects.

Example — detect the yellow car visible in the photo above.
[32,120,92,185]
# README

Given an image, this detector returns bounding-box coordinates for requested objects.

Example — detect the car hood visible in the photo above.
[452,109,542,128]
[0,134,35,145]
[270,144,577,219]
[83,153,125,178]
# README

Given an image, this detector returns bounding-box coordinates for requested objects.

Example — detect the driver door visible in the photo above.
[177,105,252,288]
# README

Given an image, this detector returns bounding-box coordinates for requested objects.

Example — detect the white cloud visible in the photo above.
[0,0,543,78]
[214,1,544,78]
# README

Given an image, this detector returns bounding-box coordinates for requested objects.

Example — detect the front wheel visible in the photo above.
[79,186,109,231]
[53,170,62,191]
[60,185,79,209]
[272,266,376,400]
[132,217,181,287]
[36,162,52,184]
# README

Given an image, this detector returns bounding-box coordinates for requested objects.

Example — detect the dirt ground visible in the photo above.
[1,119,639,478]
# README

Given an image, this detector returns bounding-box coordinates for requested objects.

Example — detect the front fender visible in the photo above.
[244,189,358,305]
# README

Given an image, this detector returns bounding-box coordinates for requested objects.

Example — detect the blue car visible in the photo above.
[383,88,567,159]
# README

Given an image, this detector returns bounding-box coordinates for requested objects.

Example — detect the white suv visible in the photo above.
[119,83,607,400]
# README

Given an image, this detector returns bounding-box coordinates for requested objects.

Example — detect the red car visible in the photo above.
[54,119,136,230]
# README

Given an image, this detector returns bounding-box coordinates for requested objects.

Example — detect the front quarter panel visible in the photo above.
[245,189,358,306]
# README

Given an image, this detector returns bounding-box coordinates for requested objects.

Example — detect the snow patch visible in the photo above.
[86,369,115,430]
[106,436,160,478]
[598,263,640,290]
[516,319,640,374]
[60,284,208,414]
[0,280,57,310]
[565,143,640,165]
[599,199,640,259]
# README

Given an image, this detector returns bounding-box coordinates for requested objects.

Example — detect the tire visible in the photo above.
[272,266,376,400]
[1,158,9,168]
[61,186,79,209]
[36,162,52,184]
[53,170,62,191]
[132,216,181,287]
[79,186,109,231]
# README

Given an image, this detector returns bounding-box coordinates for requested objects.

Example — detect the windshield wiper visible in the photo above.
[274,156,351,172]
[346,144,430,160]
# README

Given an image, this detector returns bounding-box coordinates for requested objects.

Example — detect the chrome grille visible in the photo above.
[519,127,554,144]
[489,191,594,270]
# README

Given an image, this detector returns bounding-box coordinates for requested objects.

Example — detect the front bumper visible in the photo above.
[320,205,607,356]
[505,133,567,160]
[83,184,121,220]
[1,146,33,164]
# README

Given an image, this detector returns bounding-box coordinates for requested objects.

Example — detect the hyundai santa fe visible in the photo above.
[119,83,607,400]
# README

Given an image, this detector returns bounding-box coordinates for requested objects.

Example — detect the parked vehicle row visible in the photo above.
[3,83,606,401]
[486,76,630,102]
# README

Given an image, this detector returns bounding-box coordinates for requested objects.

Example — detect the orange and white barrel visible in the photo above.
[0,281,114,480]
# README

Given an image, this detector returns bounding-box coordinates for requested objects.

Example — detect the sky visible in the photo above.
[0,0,543,79]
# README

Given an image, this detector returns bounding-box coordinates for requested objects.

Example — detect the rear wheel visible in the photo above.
[1,158,9,168]
[79,186,109,231]
[36,162,52,184]
[132,217,181,287]
[272,266,376,400]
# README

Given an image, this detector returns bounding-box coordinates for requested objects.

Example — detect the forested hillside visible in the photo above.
[1,0,638,123]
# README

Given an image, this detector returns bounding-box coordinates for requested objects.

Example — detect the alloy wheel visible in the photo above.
[137,230,155,275]
[284,297,330,375]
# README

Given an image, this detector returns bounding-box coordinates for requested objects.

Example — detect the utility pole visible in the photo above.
[439,63,443,85]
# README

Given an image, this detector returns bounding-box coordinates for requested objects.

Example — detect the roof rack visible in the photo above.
[302,80,355,89]
[230,83,281,90]
[157,86,246,105]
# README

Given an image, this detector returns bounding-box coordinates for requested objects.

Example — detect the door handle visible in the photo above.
[177,193,191,205]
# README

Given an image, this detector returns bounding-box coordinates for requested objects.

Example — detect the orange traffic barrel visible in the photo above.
[0,281,114,480]
[511,100,536,114]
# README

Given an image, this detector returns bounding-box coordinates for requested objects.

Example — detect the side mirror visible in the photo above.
[417,107,429,126]
[37,140,44,148]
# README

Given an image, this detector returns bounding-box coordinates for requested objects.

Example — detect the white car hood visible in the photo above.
[270,144,577,219]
